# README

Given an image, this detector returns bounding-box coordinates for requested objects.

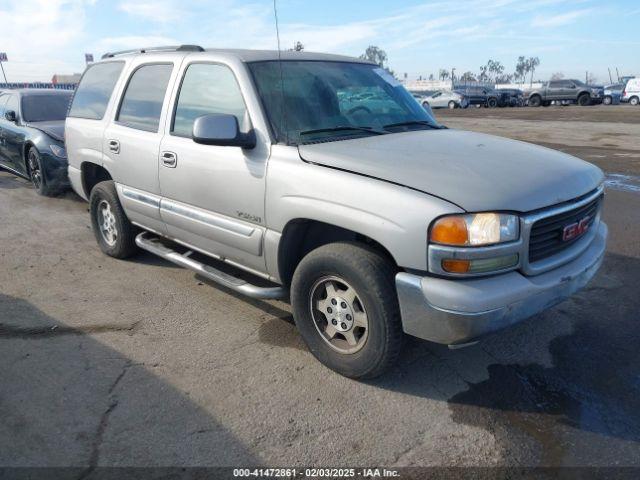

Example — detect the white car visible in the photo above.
[622,78,639,105]
[422,90,468,109]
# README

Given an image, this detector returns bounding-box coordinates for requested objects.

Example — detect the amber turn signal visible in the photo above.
[441,259,471,273]
[430,216,469,246]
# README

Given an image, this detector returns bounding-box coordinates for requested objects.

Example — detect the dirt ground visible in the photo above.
[1,104,640,471]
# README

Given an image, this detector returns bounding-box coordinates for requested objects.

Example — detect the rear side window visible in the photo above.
[117,64,173,132]
[69,62,124,120]
[172,63,247,137]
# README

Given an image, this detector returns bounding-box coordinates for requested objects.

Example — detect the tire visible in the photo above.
[528,95,541,107]
[630,96,639,106]
[487,97,498,108]
[603,96,612,105]
[578,93,591,106]
[448,100,456,109]
[89,180,139,259]
[27,147,57,196]
[422,101,429,108]
[291,242,403,379]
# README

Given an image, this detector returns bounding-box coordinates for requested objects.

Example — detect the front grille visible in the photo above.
[528,194,603,263]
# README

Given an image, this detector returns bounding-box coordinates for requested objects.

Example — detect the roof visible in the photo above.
[100,45,372,64]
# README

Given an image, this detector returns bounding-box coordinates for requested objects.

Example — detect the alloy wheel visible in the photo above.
[28,151,42,191]
[309,276,369,354]
[97,200,118,246]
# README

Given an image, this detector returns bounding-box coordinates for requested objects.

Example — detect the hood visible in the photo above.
[298,130,603,212]
[27,121,65,142]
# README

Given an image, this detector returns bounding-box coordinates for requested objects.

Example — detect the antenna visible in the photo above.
[273,0,288,144]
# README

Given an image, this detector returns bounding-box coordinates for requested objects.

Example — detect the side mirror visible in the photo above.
[192,114,256,149]
[569,84,576,89]
[4,110,17,122]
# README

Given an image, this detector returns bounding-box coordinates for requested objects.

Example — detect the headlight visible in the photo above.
[50,144,67,158]
[430,213,519,246]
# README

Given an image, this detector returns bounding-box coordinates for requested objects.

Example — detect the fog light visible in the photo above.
[442,254,518,274]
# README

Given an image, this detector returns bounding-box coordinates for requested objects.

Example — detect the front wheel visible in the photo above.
[291,242,403,379]
[487,97,498,108]
[448,100,457,109]
[89,180,139,259]
[578,93,591,106]
[528,95,541,107]
[27,147,56,196]
[603,96,612,105]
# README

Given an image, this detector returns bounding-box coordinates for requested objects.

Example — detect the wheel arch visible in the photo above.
[276,219,398,288]
[80,161,113,199]
[22,141,36,174]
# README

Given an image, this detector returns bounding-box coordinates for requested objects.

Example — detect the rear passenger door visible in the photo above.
[157,61,269,274]
[103,57,181,235]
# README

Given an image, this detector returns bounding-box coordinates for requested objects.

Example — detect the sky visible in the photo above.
[0,0,638,84]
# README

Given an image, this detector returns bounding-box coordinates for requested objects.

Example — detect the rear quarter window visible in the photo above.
[69,62,124,120]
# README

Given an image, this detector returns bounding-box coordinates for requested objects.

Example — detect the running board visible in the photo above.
[135,232,286,300]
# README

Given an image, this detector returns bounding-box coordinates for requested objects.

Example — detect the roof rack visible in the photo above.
[101,45,204,59]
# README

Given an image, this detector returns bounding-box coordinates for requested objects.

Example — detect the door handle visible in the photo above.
[161,151,177,168]
[108,139,120,154]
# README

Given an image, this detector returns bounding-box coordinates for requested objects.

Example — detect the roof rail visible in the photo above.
[101,45,204,59]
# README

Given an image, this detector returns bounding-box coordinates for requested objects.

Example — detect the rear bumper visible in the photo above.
[396,222,607,345]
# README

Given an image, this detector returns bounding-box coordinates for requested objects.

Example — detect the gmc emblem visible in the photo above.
[562,215,591,242]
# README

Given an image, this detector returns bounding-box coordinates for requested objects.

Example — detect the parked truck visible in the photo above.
[528,79,604,107]
[65,46,607,378]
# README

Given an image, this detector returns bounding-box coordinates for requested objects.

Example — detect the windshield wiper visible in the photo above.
[299,125,386,136]
[383,120,444,130]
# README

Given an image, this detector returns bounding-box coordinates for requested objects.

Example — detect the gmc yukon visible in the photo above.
[65,46,607,378]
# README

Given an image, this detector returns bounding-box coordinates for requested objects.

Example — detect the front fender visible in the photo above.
[265,146,463,271]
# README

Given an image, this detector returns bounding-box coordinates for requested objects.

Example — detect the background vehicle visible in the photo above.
[497,88,524,107]
[66,46,607,379]
[0,89,72,195]
[622,78,640,105]
[421,90,468,109]
[603,83,624,105]
[528,79,604,107]
[454,85,500,107]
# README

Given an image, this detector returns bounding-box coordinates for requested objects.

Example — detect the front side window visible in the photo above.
[172,63,248,137]
[249,61,438,145]
[5,94,19,117]
[21,94,73,122]
[117,64,173,132]
[69,62,124,120]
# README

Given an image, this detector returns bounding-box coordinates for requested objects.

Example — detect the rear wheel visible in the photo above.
[630,96,639,106]
[89,180,139,259]
[448,100,457,109]
[578,93,591,106]
[487,97,498,108]
[603,96,612,105]
[528,95,541,107]
[291,242,403,379]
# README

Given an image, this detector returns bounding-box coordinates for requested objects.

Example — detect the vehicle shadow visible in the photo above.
[368,252,640,461]
[0,293,260,470]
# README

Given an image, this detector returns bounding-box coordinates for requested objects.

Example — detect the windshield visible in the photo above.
[248,61,439,145]
[21,93,72,122]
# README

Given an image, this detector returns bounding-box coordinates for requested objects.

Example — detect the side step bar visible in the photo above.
[135,232,286,300]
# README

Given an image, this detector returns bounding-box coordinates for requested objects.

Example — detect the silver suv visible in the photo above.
[66,46,607,378]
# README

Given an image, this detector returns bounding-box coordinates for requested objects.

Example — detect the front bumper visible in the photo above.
[396,222,607,345]
[41,152,70,189]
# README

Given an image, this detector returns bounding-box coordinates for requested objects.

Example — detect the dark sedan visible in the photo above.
[0,89,73,195]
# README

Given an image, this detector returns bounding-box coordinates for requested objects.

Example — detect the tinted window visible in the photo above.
[549,81,561,88]
[69,62,124,120]
[117,64,173,132]
[21,93,72,122]
[172,63,247,137]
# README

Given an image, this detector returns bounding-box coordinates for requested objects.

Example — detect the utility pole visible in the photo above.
[616,67,620,82]
[608,68,613,84]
